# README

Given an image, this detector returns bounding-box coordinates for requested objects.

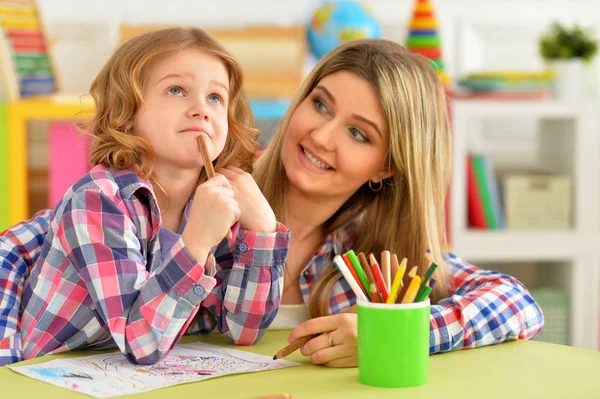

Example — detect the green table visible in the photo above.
[2,330,599,398]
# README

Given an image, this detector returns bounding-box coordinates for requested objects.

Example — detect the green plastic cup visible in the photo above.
[357,299,430,387]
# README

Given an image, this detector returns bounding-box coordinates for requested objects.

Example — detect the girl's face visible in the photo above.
[281,71,391,200]
[132,47,230,173]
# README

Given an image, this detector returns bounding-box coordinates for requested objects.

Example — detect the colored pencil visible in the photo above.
[415,258,438,300]
[342,253,367,296]
[272,333,320,360]
[400,266,421,304]
[381,250,391,290]
[369,253,389,302]
[390,253,399,283]
[346,250,372,301]
[358,252,383,303]
[334,255,369,303]
[197,135,232,239]
[386,257,407,304]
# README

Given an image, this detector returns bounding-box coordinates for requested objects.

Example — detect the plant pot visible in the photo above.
[550,59,585,102]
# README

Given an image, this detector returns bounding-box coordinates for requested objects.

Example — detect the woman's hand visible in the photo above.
[287,313,358,368]
[219,165,277,233]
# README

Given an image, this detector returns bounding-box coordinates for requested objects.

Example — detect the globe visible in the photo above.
[307,1,381,59]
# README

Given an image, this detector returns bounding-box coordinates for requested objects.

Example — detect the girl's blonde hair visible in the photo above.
[253,39,452,317]
[85,27,258,187]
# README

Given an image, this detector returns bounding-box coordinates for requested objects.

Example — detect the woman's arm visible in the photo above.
[429,253,544,353]
[186,222,291,345]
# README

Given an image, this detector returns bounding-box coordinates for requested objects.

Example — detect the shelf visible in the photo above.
[451,230,581,262]
[452,99,597,118]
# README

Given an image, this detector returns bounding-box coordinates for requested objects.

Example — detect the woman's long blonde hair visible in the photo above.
[254,39,452,317]
[84,27,258,189]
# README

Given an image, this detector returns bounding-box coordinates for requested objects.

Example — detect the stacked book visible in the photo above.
[467,153,504,230]
[455,71,554,100]
[0,1,57,99]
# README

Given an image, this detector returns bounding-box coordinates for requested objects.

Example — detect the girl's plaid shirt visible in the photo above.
[1,165,290,366]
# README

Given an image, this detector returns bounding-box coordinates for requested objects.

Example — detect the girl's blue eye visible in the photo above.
[349,127,368,143]
[208,94,222,104]
[168,87,183,96]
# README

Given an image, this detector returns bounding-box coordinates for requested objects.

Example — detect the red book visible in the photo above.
[467,155,487,229]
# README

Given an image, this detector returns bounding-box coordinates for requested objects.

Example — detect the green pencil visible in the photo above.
[347,250,372,301]
[416,260,438,299]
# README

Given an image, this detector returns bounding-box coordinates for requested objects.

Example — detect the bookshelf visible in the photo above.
[450,99,600,351]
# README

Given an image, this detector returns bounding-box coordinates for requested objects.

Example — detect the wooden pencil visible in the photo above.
[358,252,383,303]
[197,135,232,239]
[381,250,391,290]
[390,253,399,283]
[272,333,320,360]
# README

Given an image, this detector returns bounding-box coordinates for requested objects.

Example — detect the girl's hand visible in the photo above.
[182,174,240,260]
[219,165,277,233]
[287,313,358,368]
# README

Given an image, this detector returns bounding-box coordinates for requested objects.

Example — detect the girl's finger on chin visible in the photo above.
[309,345,353,366]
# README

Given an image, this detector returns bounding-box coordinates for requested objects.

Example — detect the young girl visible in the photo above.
[251,39,544,367]
[17,27,290,365]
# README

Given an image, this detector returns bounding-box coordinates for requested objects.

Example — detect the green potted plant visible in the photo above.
[539,22,598,101]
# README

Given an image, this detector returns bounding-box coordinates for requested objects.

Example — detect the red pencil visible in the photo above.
[368,253,389,302]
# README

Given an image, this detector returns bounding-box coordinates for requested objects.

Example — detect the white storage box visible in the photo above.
[503,174,571,230]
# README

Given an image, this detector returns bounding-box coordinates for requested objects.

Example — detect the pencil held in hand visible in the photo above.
[197,135,232,240]
[272,333,320,360]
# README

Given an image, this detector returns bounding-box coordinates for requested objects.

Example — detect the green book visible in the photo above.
[471,155,497,229]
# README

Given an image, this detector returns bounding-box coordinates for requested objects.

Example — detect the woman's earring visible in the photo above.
[368,180,383,192]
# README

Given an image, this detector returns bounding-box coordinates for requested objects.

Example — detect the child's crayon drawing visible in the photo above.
[11,342,299,398]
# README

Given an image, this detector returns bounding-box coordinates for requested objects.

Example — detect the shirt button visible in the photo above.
[239,243,248,252]
[303,270,310,278]
[193,285,205,296]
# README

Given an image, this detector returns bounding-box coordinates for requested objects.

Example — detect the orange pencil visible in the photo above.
[197,136,232,240]
[381,250,391,290]
[358,252,383,303]
[342,253,367,296]
[369,253,389,302]
[401,266,421,304]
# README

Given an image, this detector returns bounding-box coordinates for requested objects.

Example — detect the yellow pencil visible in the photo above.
[386,257,407,304]
[401,266,421,304]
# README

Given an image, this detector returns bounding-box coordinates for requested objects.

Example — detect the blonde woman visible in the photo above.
[248,39,544,367]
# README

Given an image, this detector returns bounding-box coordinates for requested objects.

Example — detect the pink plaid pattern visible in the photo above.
[18,165,290,365]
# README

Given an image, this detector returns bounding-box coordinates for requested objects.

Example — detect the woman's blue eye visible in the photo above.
[168,87,183,96]
[313,98,328,113]
[349,127,368,143]
[208,94,222,104]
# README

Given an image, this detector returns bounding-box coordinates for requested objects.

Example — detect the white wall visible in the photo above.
[38,0,600,93]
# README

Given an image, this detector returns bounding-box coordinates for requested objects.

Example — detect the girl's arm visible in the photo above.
[0,209,52,366]
[47,189,215,364]
[429,253,544,353]
[186,222,290,345]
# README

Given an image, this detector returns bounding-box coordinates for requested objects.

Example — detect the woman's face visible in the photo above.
[281,71,390,200]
